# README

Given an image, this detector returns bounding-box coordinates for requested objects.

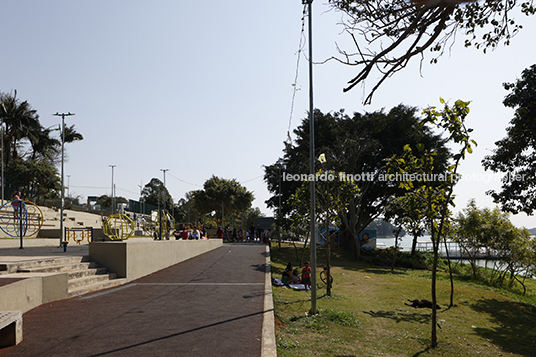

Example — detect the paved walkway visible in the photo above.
[0,241,276,356]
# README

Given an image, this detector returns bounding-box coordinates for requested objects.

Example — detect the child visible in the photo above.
[301,261,312,291]
[11,191,21,218]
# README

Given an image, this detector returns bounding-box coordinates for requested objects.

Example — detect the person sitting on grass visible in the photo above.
[282,262,299,285]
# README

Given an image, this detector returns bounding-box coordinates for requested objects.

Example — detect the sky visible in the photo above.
[1,1,536,228]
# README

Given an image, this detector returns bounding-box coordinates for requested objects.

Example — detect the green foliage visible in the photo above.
[189,175,254,221]
[141,178,174,209]
[265,105,449,259]
[385,98,475,347]
[483,64,536,214]
[0,90,83,202]
[96,195,112,209]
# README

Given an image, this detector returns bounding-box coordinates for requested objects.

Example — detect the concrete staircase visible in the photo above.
[16,256,126,297]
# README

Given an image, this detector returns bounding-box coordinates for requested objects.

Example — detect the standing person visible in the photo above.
[232,227,237,242]
[263,229,272,245]
[256,225,263,243]
[217,226,223,239]
[301,261,312,291]
[11,191,21,218]
[249,224,256,242]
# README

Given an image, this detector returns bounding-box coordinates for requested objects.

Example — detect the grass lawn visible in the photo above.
[271,244,536,357]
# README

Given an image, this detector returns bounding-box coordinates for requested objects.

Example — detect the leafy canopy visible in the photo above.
[482,64,536,214]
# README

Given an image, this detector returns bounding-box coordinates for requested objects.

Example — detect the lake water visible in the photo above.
[376,235,535,278]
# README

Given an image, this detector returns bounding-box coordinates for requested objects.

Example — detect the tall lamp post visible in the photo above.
[1,122,4,204]
[303,0,317,315]
[160,169,168,240]
[109,165,116,214]
[53,112,75,247]
[66,175,71,201]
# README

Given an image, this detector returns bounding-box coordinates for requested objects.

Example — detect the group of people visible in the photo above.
[174,223,207,240]
[217,224,272,244]
[281,261,312,291]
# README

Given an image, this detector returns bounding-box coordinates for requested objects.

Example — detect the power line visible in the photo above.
[287,3,308,143]
[167,173,203,187]
[240,175,263,184]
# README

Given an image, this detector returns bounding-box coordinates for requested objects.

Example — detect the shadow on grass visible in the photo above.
[362,268,408,275]
[363,309,431,324]
[411,346,433,357]
[468,298,536,356]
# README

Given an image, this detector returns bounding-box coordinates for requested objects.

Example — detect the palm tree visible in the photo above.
[28,126,61,161]
[63,124,83,143]
[0,90,41,165]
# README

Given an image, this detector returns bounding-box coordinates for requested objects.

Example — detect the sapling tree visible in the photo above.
[386,98,475,348]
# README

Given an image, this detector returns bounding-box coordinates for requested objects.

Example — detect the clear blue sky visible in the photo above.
[1,1,535,227]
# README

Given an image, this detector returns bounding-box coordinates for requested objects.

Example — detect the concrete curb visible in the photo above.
[262,245,277,357]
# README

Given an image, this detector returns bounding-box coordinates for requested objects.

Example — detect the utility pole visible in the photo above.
[66,175,71,200]
[53,112,75,247]
[1,122,4,204]
[109,165,116,214]
[278,163,282,250]
[160,169,169,240]
[304,0,318,315]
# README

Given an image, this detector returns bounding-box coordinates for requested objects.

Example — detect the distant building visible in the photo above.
[253,217,274,231]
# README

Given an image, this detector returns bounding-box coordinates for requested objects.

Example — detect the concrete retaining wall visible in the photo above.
[0,273,68,313]
[89,239,223,282]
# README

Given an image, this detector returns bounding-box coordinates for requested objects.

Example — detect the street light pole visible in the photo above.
[1,122,4,204]
[66,175,71,201]
[160,169,169,240]
[278,163,282,250]
[53,112,75,247]
[109,165,116,214]
[304,0,318,315]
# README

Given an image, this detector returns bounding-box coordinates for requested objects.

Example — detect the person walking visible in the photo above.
[249,224,255,242]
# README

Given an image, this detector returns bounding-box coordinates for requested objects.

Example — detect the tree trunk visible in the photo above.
[326,230,332,296]
[431,223,439,348]
[411,229,418,256]
[349,203,360,259]
[443,236,454,307]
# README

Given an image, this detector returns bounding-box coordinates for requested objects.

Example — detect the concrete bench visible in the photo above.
[0,311,22,348]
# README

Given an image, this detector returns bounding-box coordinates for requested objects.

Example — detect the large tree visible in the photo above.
[328,0,535,103]
[189,176,254,221]
[264,105,450,259]
[141,178,174,209]
[482,64,536,214]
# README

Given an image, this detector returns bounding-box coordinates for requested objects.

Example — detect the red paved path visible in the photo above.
[0,244,269,357]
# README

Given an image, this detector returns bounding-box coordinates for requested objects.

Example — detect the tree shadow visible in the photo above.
[468,298,536,356]
[363,309,431,324]
[362,268,408,275]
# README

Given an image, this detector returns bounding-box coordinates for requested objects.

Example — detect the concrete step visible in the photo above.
[67,267,108,280]
[18,261,98,274]
[68,272,118,290]
[7,253,126,298]
[68,278,127,298]
[16,256,90,271]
